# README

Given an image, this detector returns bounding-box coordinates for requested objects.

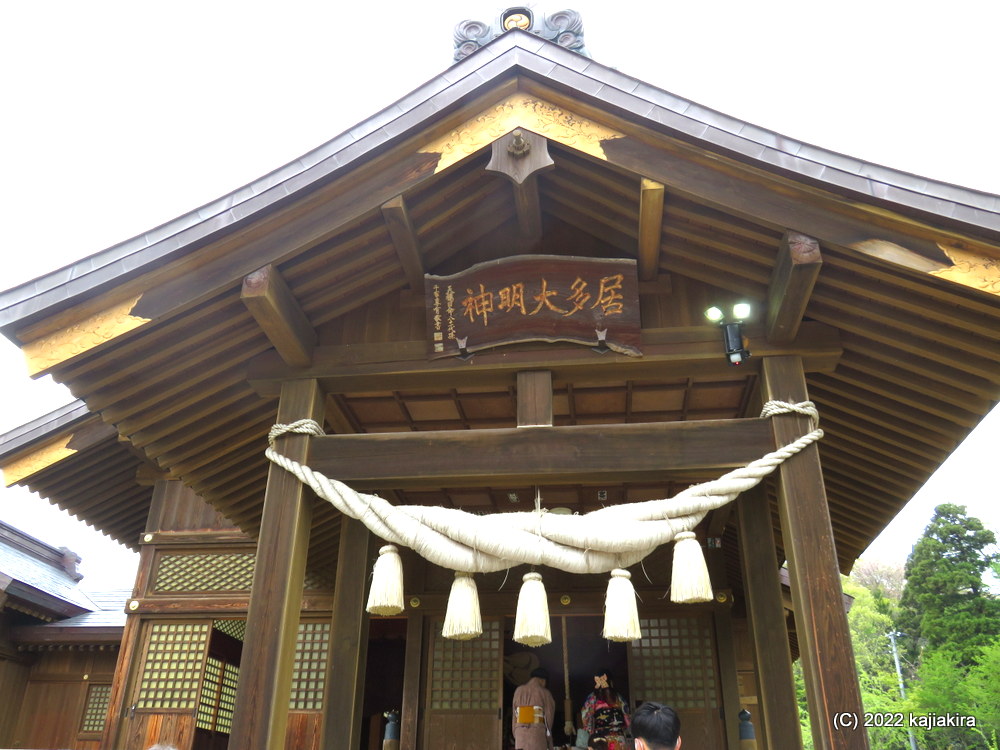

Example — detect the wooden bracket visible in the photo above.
[638,178,665,281]
[241,265,317,368]
[381,195,426,292]
[767,231,823,344]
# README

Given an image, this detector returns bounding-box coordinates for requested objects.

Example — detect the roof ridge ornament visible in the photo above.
[453,7,589,62]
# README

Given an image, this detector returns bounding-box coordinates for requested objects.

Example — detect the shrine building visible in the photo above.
[0,7,998,750]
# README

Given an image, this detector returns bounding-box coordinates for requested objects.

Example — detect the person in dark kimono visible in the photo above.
[512,667,556,750]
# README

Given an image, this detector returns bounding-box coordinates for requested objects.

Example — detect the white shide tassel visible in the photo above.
[442,572,482,640]
[513,571,551,647]
[366,544,404,616]
[602,568,641,642]
[670,531,713,603]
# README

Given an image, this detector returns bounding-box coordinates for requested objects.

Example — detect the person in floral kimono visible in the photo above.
[580,671,631,750]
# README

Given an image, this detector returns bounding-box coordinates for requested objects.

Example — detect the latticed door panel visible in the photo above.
[627,614,724,746]
[424,618,503,750]
[134,622,211,710]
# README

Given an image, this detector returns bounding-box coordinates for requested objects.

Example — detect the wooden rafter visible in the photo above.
[240,264,317,368]
[637,178,665,281]
[380,195,426,291]
[767,231,823,344]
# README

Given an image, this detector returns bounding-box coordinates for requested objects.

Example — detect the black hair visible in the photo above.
[530,667,549,680]
[631,701,680,749]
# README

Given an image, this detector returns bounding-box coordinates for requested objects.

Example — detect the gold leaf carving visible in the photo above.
[421,93,624,173]
[23,295,150,376]
[3,436,75,486]
[932,245,1000,296]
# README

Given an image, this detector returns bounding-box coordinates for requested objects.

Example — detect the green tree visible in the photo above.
[896,504,1000,667]
[843,577,910,748]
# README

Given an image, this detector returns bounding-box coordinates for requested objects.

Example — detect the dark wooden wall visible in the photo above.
[10,648,117,750]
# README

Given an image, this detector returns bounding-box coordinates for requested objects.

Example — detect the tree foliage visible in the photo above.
[896,504,1000,666]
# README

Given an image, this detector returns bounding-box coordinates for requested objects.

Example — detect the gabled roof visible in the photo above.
[1,30,997,337]
[0,520,96,617]
[0,29,997,577]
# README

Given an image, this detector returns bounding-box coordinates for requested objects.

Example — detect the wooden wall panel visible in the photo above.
[285,712,323,750]
[13,680,88,748]
[0,656,30,743]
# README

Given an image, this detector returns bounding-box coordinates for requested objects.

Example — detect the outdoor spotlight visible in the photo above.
[705,303,753,365]
[704,306,724,323]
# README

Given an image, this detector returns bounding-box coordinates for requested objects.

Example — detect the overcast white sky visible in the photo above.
[1,1,998,589]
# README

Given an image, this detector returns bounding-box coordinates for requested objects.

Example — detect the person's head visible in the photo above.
[631,702,681,750]
[530,666,549,685]
[592,670,618,705]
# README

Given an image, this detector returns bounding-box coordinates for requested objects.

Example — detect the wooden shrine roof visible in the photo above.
[1,30,998,580]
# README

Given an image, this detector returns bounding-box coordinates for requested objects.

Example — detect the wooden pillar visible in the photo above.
[737,486,803,750]
[714,603,743,750]
[322,516,372,749]
[102,478,181,749]
[230,379,324,750]
[399,613,424,750]
[760,357,867,750]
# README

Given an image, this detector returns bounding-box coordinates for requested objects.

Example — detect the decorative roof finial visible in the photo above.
[453,7,589,62]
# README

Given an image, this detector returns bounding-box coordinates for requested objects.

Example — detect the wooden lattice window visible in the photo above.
[289,621,331,710]
[136,622,211,709]
[79,683,112,733]
[213,618,246,641]
[197,656,239,733]
[629,616,718,710]
[153,553,256,593]
[428,619,501,710]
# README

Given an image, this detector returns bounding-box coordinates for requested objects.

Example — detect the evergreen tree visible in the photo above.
[896,503,1000,666]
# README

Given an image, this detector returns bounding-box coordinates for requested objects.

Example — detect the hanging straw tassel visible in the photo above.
[442,572,482,640]
[366,544,405,616]
[602,568,641,642]
[670,531,713,603]
[514,571,552,646]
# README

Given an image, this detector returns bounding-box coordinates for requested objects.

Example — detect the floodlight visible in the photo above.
[704,306,724,322]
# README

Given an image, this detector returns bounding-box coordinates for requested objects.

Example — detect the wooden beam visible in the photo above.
[516,370,553,427]
[760,357,868,750]
[381,195,426,291]
[638,178,665,281]
[230,379,324,750]
[305,418,773,488]
[322,517,371,749]
[737,487,804,750]
[400,614,424,750]
[240,264,317,368]
[767,232,823,344]
[247,322,842,396]
[596,132,956,266]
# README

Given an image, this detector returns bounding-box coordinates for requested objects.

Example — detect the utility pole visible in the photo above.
[887,630,918,750]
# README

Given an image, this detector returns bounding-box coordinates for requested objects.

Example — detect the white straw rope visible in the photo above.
[264,402,822,574]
